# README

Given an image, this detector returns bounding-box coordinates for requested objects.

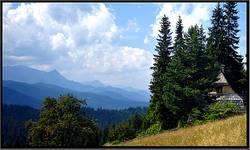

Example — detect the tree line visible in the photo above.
[2,103,146,147]
[104,2,245,143]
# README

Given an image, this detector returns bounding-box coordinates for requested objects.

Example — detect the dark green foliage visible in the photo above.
[145,123,162,135]
[107,123,135,143]
[26,94,99,147]
[148,14,173,129]
[128,114,144,132]
[207,3,227,62]
[85,107,147,129]
[3,104,146,147]
[160,24,219,129]
[223,2,245,97]
[186,107,207,126]
[205,102,239,120]
[174,16,185,52]
[107,114,144,143]
[2,105,39,147]
[182,102,239,126]
[207,2,246,98]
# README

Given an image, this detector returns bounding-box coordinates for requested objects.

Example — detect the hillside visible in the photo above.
[3,80,148,109]
[2,104,147,146]
[109,114,247,146]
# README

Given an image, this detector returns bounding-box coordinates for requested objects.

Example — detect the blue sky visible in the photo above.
[3,2,247,90]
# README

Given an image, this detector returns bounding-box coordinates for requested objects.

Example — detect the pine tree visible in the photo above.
[163,24,219,128]
[223,2,245,95]
[174,16,185,52]
[160,16,187,128]
[207,3,227,62]
[208,2,246,97]
[147,15,173,128]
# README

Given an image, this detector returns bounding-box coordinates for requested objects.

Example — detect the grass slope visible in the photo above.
[112,114,247,146]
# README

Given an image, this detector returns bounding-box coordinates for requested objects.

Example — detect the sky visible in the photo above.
[2,2,247,90]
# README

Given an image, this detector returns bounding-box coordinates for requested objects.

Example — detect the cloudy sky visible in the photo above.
[3,2,247,90]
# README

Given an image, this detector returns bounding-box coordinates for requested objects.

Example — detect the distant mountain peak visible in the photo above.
[83,80,106,87]
[48,69,66,80]
[49,69,60,74]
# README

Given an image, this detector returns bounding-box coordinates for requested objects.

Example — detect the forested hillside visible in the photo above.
[2,104,146,147]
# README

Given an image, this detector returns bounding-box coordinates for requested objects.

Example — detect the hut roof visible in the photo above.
[216,93,243,101]
[214,72,229,86]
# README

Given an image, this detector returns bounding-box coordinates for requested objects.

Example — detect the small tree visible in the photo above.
[26,94,99,147]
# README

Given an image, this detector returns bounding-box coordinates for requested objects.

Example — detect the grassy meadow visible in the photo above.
[108,114,247,146]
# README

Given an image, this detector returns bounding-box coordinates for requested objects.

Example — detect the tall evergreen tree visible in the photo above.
[147,15,173,128]
[207,3,227,63]
[223,2,245,95]
[174,16,185,51]
[160,16,187,128]
[208,2,245,97]
[163,24,219,128]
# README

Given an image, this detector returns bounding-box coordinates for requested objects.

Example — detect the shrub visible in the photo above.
[177,117,188,128]
[145,123,162,135]
[107,123,135,142]
[205,101,239,121]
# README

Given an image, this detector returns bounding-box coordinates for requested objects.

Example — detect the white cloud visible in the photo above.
[30,64,52,71]
[50,33,67,50]
[144,36,149,44]
[148,3,216,40]
[3,3,153,89]
[6,55,34,61]
[126,18,140,32]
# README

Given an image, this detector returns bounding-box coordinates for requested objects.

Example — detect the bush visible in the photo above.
[177,117,188,128]
[107,123,135,142]
[205,101,239,121]
[145,123,162,135]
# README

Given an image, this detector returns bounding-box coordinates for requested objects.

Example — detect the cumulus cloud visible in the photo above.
[3,3,153,89]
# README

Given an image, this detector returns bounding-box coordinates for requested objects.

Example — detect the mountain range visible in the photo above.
[3,65,150,109]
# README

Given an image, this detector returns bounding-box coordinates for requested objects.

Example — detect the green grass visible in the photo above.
[106,114,247,146]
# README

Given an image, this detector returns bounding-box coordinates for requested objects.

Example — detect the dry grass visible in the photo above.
[108,114,246,146]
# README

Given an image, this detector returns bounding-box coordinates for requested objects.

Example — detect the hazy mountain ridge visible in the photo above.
[3,80,148,109]
[3,87,42,109]
[3,65,150,102]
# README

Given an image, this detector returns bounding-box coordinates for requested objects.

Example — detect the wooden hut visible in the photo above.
[209,65,244,110]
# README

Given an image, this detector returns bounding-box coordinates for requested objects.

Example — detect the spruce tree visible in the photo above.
[147,15,173,128]
[207,3,227,62]
[160,16,187,128]
[163,24,219,128]
[223,2,245,95]
[174,16,185,51]
[208,2,246,97]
